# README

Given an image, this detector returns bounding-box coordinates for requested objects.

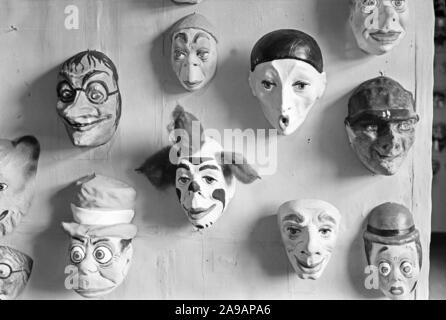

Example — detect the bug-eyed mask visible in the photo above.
[249,29,326,136]
[349,0,409,55]
[0,246,33,300]
[57,50,121,147]
[277,199,341,280]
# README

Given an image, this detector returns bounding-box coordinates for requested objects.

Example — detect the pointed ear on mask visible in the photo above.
[169,105,205,155]
[219,152,260,184]
[135,146,177,189]
[61,222,82,237]
[12,135,41,177]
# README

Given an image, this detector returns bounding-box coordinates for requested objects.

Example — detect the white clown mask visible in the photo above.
[277,199,341,280]
[349,0,409,55]
[249,59,326,136]
[174,137,235,229]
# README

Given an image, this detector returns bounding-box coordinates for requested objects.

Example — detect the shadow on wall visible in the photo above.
[346,216,383,299]
[213,49,270,132]
[246,213,288,278]
[31,181,77,294]
[316,91,368,179]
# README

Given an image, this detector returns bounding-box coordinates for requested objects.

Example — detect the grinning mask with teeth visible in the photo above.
[0,246,33,300]
[349,0,409,55]
[57,50,121,148]
[277,199,341,280]
[0,136,40,236]
[249,29,326,136]
[345,76,419,175]
[136,106,260,229]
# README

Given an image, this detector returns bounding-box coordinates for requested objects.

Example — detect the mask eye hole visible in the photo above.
[378,261,392,276]
[319,227,333,238]
[70,246,85,264]
[284,225,301,239]
[174,50,187,61]
[178,177,190,185]
[0,183,8,191]
[398,120,414,132]
[400,261,413,277]
[93,246,113,265]
[391,0,406,11]
[197,50,209,61]
[203,176,217,185]
[86,81,108,104]
[361,0,378,13]
[292,81,310,91]
[57,82,76,103]
[261,80,276,91]
[0,263,12,279]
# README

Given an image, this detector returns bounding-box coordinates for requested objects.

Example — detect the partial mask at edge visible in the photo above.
[0,246,33,300]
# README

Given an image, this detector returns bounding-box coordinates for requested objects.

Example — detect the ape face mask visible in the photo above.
[62,223,134,299]
[170,13,218,92]
[136,106,259,230]
[0,246,33,300]
[364,203,422,300]
[249,30,326,136]
[57,50,121,147]
[350,0,409,55]
[277,199,341,280]
[345,76,418,175]
[0,136,40,236]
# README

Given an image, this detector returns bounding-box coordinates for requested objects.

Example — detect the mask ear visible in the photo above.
[61,222,81,237]
[12,135,40,177]
[169,105,205,155]
[248,72,257,97]
[135,146,177,189]
[318,72,327,98]
[220,152,260,184]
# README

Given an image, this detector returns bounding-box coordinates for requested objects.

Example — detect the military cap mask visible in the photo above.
[249,29,326,136]
[0,246,33,300]
[0,136,40,236]
[345,76,418,175]
[136,106,260,230]
[277,199,341,280]
[61,174,137,298]
[364,203,422,300]
[349,0,409,55]
[170,13,218,92]
[57,50,121,148]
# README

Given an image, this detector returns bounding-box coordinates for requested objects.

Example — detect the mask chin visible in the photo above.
[0,209,23,236]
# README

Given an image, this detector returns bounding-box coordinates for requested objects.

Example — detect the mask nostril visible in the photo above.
[279,115,290,128]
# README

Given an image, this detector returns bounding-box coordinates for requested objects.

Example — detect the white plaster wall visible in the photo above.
[0,0,433,299]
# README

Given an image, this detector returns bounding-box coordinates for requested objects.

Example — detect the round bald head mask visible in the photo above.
[349,0,410,55]
[249,29,326,136]
[345,76,419,175]
[277,199,341,280]
[0,246,33,300]
[170,13,218,91]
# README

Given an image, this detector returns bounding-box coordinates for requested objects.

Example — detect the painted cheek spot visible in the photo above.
[212,189,226,209]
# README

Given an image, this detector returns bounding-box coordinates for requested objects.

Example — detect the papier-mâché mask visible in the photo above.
[349,0,409,55]
[364,202,422,300]
[345,76,418,175]
[136,106,260,229]
[57,50,121,147]
[61,174,137,298]
[249,29,326,136]
[0,136,40,236]
[169,13,218,92]
[0,246,33,300]
[277,199,341,280]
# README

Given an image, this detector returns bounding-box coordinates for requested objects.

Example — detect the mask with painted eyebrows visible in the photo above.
[277,199,341,280]
[56,50,121,148]
[170,13,218,91]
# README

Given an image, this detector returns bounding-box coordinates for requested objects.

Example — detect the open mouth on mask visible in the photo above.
[370,31,401,44]
[186,204,217,221]
[389,286,405,296]
[75,286,115,297]
[294,256,325,274]
[373,149,402,161]
[279,115,290,131]
[182,80,204,89]
[63,116,111,132]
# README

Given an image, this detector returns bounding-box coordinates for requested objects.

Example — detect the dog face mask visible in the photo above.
[0,136,40,236]
[137,106,260,229]
[170,13,218,92]
[57,50,121,147]
[345,76,418,175]
[277,199,341,280]
[349,0,409,55]
[0,246,33,300]
[249,29,326,136]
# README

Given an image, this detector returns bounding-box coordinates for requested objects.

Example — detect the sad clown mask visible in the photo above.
[0,136,40,236]
[57,50,121,147]
[277,199,341,280]
[0,246,33,300]
[169,13,218,91]
[349,0,409,55]
[364,203,422,300]
[345,76,419,175]
[249,29,326,136]
[137,106,260,229]
[61,174,137,298]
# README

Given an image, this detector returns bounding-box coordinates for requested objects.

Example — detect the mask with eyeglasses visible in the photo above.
[0,246,33,300]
